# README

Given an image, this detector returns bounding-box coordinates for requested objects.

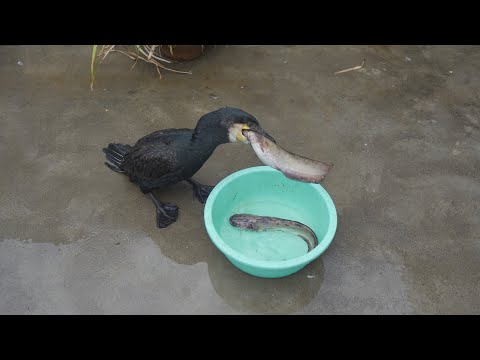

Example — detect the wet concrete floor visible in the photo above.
[0,45,479,314]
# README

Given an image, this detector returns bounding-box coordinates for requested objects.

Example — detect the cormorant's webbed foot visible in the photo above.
[148,193,179,228]
[186,179,215,204]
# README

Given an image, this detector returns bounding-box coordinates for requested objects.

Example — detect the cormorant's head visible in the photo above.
[194,107,275,145]
[222,107,276,144]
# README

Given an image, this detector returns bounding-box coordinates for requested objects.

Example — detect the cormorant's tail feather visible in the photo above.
[103,143,132,173]
[104,161,124,173]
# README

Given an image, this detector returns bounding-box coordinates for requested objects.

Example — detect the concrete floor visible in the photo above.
[0,45,479,314]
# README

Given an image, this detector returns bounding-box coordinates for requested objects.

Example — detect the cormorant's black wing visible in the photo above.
[122,142,181,180]
[134,128,192,147]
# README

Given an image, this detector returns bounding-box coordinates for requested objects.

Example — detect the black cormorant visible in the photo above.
[103,107,275,228]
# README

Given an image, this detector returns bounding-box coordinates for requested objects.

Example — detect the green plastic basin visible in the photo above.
[204,166,337,278]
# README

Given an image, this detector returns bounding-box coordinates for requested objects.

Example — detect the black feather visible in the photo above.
[102,108,266,194]
[103,143,132,173]
[104,162,124,173]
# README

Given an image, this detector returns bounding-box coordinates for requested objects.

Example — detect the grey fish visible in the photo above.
[242,129,333,184]
[229,214,319,252]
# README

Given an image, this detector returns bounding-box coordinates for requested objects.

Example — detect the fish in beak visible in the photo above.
[235,123,276,144]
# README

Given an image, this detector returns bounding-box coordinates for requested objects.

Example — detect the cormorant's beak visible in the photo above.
[236,124,276,144]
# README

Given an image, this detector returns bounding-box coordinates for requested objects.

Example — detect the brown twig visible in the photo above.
[108,48,192,75]
[100,45,116,62]
[334,58,366,75]
[147,45,156,60]
[91,45,192,90]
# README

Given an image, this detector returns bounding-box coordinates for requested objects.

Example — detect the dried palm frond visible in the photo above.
[90,45,193,90]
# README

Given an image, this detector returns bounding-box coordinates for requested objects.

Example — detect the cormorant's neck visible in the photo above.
[190,125,228,151]
[190,133,226,155]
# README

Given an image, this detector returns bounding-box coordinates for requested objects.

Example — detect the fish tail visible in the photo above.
[298,234,316,252]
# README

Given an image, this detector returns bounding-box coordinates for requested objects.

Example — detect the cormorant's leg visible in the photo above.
[147,192,179,228]
[186,179,215,204]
